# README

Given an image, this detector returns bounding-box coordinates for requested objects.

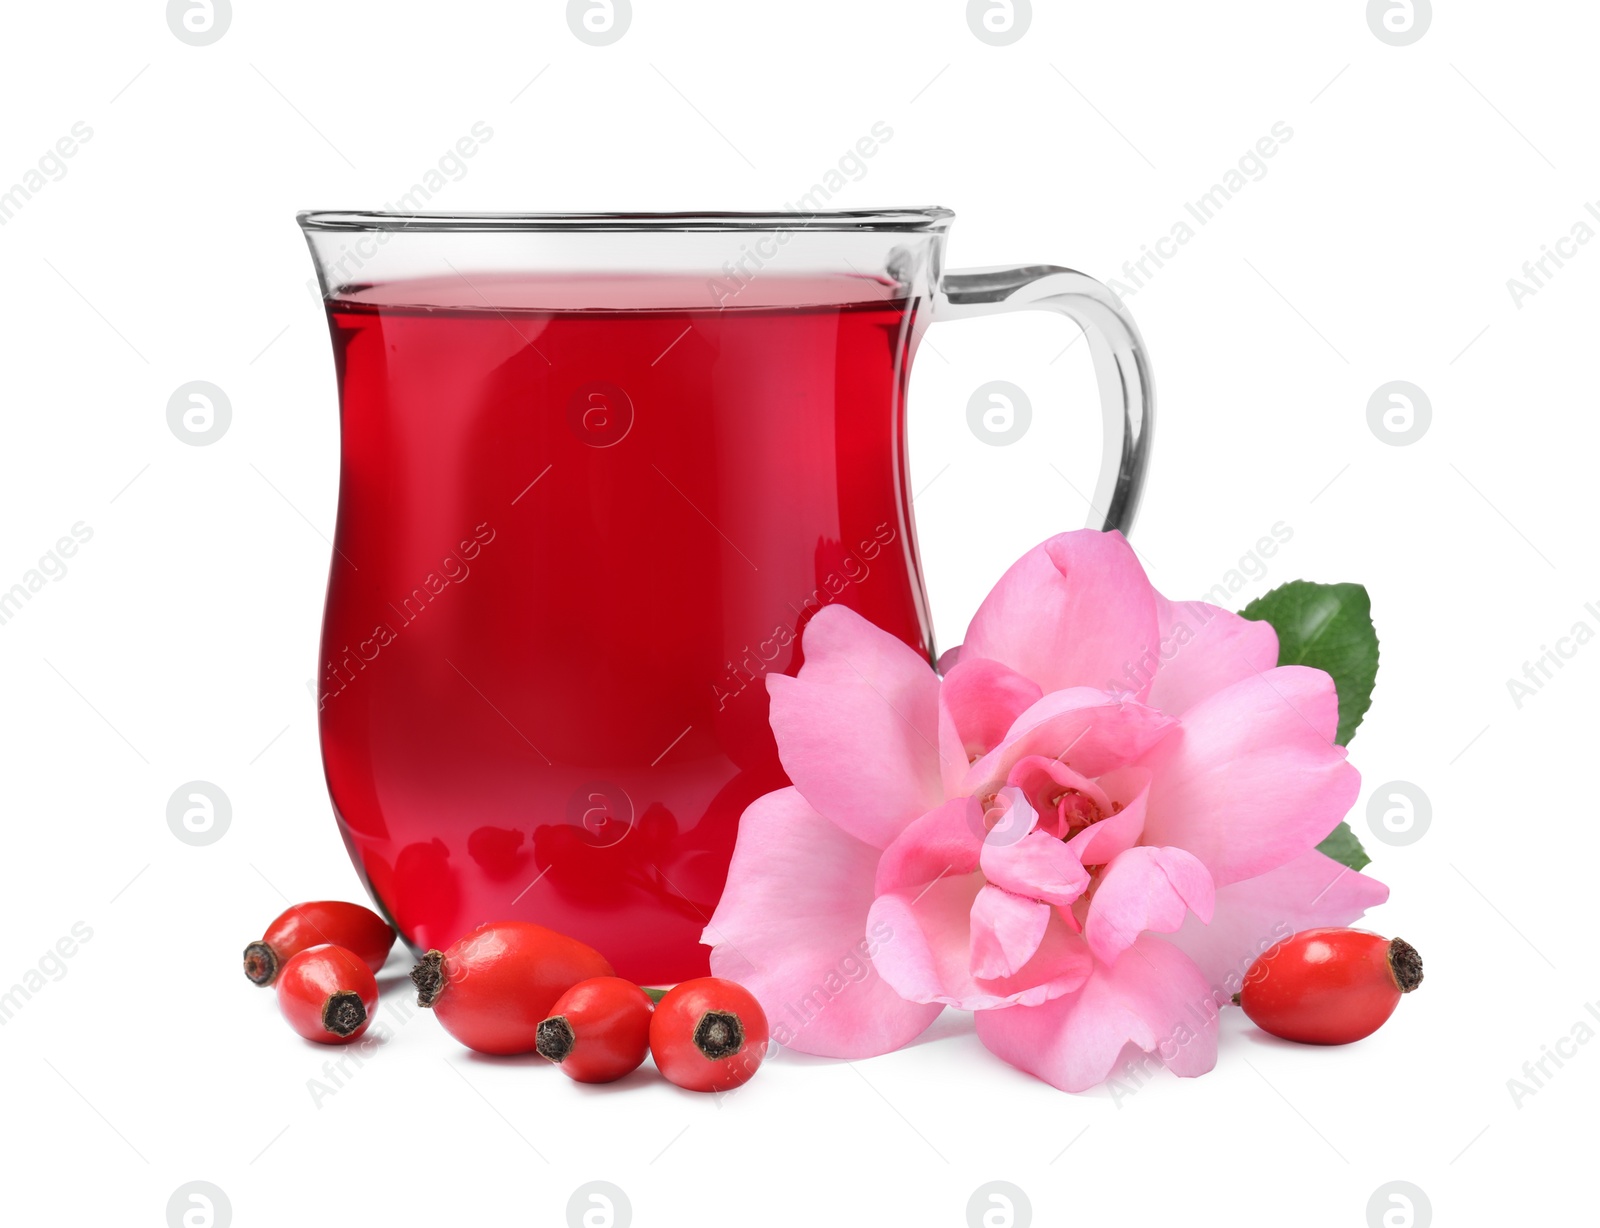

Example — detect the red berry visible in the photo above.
[244,900,395,987]
[411,921,613,1056]
[1240,927,1423,1045]
[536,977,654,1083]
[276,945,379,1044]
[649,977,769,1092]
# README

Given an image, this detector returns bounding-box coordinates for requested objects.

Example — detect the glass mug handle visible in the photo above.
[934,266,1155,533]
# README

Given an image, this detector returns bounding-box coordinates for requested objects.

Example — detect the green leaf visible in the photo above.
[1239,581,1379,746]
[1314,821,1371,872]
[1240,581,1378,872]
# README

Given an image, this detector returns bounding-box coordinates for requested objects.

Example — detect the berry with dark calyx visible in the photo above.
[536,977,654,1083]
[1240,927,1423,1045]
[411,920,614,1056]
[649,977,769,1092]
[244,900,395,987]
[276,944,379,1044]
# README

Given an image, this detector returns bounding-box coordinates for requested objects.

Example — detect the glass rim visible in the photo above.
[297,207,954,234]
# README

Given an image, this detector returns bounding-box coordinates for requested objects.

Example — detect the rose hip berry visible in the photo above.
[1240,927,1423,1045]
[649,977,769,1093]
[276,944,379,1045]
[244,900,395,987]
[411,920,613,1056]
[536,977,654,1083]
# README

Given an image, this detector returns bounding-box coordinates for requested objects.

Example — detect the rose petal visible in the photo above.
[767,604,943,848]
[981,830,1089,908]
[974,920,1094,1005]
[1167,849,1390,994]
[1084,846,1216,965]
[1139,666,1359,886]
[871,881,1090,1010]
[964,690,1175,796]
[975,935,1219,1091]
[970,885,1052,979]
[874,797,984,897]
[1007,755,1113,839]
[1065,767,1150,866]
[704,788,942,1057]
[868,874,985,1007]
[1145,596,1280,716]
[937,658,1043,796]
[962,530,1162,697]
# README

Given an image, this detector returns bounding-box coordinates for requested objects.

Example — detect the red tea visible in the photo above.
[317,275,934,982]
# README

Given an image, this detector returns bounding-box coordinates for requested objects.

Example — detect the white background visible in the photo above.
[1,2,1592,1225]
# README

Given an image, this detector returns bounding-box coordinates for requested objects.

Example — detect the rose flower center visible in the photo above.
[1053,789,1103,835]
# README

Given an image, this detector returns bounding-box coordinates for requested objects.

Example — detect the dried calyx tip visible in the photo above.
[693,1010,745,1061]
[323,991,367,1037]
[1388,937,1424,993]
[535,1016,575,1063]
[410,950,445,1007]
[242,942,278,986]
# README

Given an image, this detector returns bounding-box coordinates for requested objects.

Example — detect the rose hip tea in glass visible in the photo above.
[300,210,1153,983]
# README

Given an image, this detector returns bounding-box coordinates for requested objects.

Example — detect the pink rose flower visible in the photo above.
[704,530,1387,1091]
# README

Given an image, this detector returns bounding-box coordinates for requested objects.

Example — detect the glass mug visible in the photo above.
[298,209,1153,983]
